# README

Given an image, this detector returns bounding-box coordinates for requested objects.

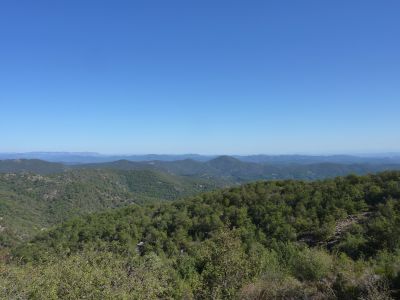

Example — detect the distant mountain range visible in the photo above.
[73,156,400,181]
[1,152,400,164]
[0,152,214,164]
[1,156,400,182]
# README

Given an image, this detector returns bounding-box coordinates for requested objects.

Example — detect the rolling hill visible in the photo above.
[4,171,400,299]
[1,156,400,247]
[0,169,223,246]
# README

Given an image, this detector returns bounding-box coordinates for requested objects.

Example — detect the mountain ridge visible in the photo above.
[2,152,400,164]
[2,157,400,182]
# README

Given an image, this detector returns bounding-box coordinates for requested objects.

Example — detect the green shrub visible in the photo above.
[290,247,333,281]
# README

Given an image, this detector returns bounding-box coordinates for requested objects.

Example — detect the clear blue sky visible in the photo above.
[0,1,399,155]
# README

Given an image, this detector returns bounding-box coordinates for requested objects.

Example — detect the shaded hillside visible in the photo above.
[0,169,222,246]
[6,171,400,299]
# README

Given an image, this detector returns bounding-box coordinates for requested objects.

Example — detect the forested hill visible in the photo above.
[6,171,400,299]
[2,156,399,247]
[0,169,222,246]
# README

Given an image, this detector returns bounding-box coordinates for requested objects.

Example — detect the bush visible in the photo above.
[0,250,182,299]
[290,247,333,281]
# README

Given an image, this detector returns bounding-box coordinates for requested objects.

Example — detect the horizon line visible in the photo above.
[1,151,400,157]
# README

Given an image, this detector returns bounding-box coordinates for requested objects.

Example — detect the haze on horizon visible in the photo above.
[2,151,400,158]
[1,1,399,155]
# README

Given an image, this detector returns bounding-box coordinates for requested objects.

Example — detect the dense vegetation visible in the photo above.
[2,171,400,299]
[3,156,398,248]
[0,169,221,246]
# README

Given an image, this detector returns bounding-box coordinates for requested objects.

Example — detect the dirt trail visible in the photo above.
[326,212,371,248]
[298,212,372,247]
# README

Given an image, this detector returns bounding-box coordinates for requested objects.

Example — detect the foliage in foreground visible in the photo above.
[2,171,400,299]
[1,232,396,299]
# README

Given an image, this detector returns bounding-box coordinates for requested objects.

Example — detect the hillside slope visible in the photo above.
[18,171,400,259]
[6,171,400,299]
[0,169,222,246]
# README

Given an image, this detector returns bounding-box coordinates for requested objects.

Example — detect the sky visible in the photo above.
[0,0,399,155]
